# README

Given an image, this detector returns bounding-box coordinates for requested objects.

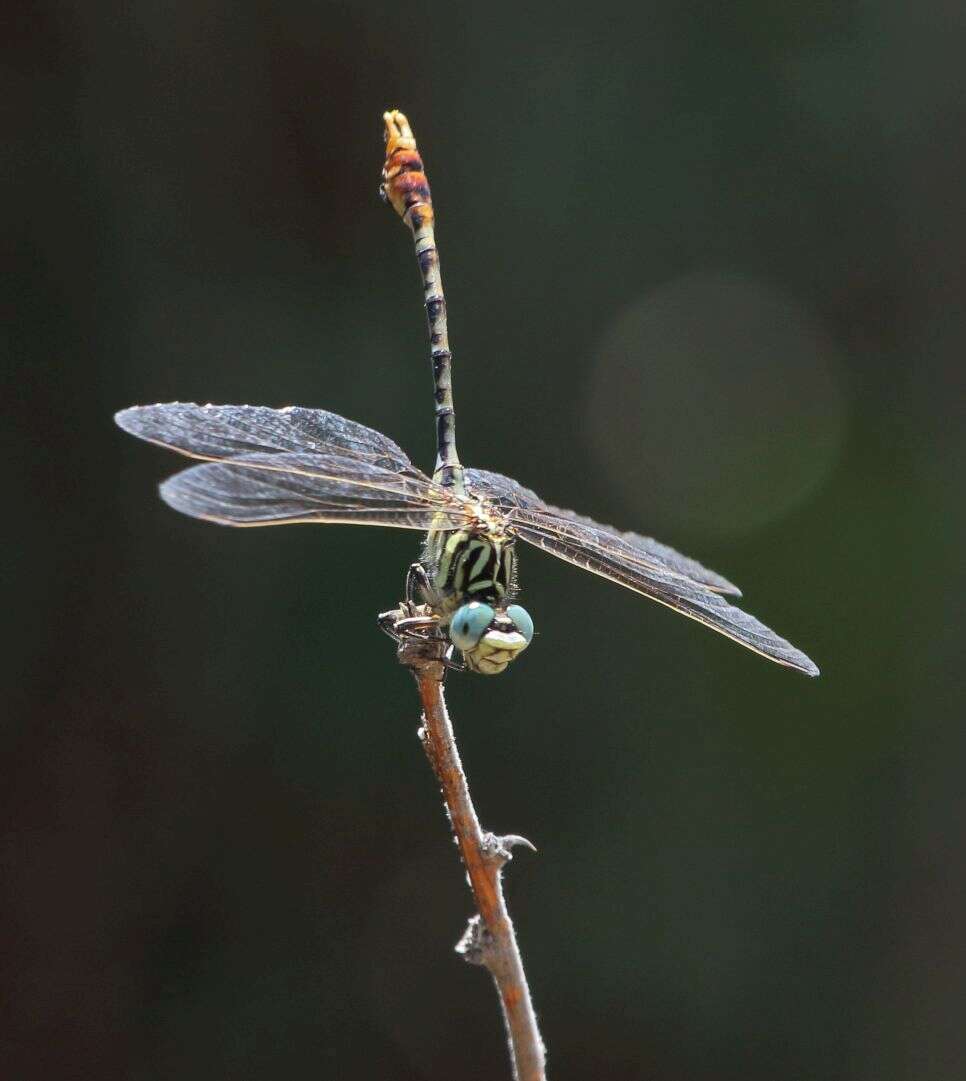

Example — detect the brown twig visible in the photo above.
[395,630,546,1081]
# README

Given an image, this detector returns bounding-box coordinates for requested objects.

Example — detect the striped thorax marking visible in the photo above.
[443,531,514,605]
[426,526,516,619]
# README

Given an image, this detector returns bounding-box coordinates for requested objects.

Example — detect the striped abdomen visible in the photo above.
[381,110,463,495]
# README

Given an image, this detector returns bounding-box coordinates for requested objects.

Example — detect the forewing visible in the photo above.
[159,451,470,529]
[465,468,740,595]
[512,513,818,676]
[115,403,413,469]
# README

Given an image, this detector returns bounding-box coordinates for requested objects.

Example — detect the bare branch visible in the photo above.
[397,628,547,1081]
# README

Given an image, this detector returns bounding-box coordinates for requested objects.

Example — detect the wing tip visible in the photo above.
[157,473,234,526]
[114,405,138,432]
[157,474,186,513]
[785,651,820,677]
[115,402,191,435]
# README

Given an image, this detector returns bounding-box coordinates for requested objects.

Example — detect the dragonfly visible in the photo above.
[115,111,819,679]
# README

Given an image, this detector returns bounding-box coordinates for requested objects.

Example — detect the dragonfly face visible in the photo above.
[448,601,534,675]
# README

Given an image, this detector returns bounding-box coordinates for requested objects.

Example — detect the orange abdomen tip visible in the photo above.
[381,109,434,228]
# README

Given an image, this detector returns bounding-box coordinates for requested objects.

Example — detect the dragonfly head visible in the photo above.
[448,601,534,675]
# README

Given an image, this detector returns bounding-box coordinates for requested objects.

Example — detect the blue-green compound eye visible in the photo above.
[449,602,495,651]
[506,604,534,644]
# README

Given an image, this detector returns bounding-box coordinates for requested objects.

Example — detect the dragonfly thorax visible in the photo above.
[425,527,516,614]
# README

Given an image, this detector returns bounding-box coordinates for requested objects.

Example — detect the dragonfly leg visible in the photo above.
[394,613,440,636]
[380,562,465,673]
[378,565,436,642]
[377,607,423,642]
[405,561,434,605]
[377,602,440,644]
[378,602,459,678]
[441,649,466,673]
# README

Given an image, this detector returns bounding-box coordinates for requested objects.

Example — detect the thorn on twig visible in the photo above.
[482,831,538,866]
[502,834,538,854]
[455,914,491,966]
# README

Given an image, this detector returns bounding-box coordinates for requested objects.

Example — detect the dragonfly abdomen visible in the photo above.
[382,110,464,496]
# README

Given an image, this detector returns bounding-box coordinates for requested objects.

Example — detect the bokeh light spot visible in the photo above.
[587,272,847,536]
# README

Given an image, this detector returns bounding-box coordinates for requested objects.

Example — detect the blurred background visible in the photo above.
[4,2,965,1078]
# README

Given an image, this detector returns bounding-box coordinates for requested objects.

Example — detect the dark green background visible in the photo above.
[5,3,964,1079]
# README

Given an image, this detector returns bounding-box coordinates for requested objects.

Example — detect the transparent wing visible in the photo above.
[115,403,413,470]
[509,512,818,675]
[465,468,740,596]
[462,470,818,674]
[159,451,471,529]
[115,404,470,529]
